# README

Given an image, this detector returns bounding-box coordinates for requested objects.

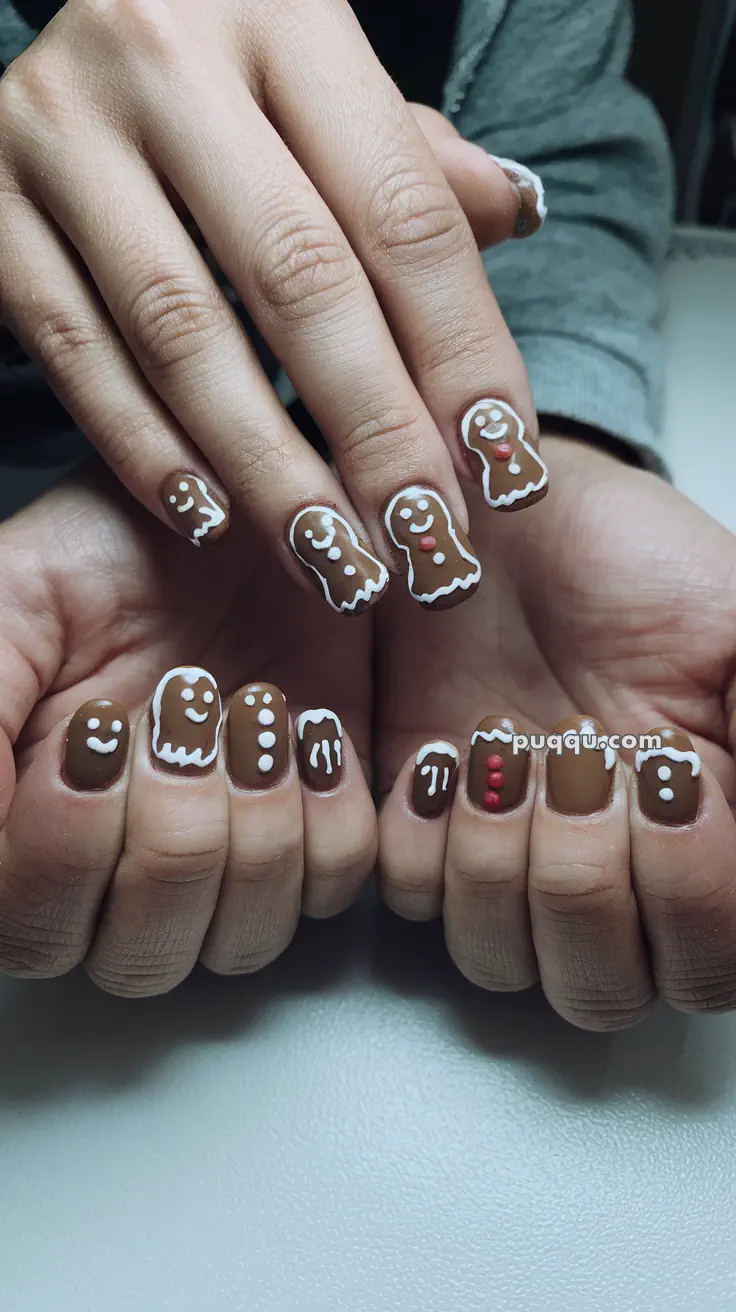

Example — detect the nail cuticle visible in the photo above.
[384,484,481,610]
[459,399,548,512]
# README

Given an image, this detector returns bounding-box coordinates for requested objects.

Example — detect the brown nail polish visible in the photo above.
[488,156,547,238]
[63,699,129,791]
[288,505,389,614]
[467,715,529,813]
[459,399,548,512]
[227,683,289,788]
[636,727,701,826]
[296,709,343,792]
[411,741,459,819]
[384,485,481,610]
[546,715,615,816]
[161,472,229,545]
[151,666,222,774]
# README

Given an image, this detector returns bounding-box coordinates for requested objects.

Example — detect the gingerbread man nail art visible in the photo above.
[161,473,228,545]
[151,666,223,772]
[384,486,481,610]
[227,683,289,789]
[64,699,129,791]
[460,399,548,512]
[412,741,459,818]
[635,727,701,826]
[467,716,529,813]
[488,156,547,238]
[289,506,389,614]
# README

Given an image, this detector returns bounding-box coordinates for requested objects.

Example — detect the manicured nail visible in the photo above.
[288,505,389,614]
[635,727,701,826]
[161,472,229,545]
[227,682,289,788]
[467,715,529,812]
[384,486,481,610]
[488,155,547,237]
[546,715,616,816]
[459,399,548,511]
[63,699,129,791]
[412,741,459,818]
[296,709,343,792]
[151,666,223,773]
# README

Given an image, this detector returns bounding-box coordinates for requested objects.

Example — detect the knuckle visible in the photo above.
[252,215,360,322]
[368,167,469,268]
[0,48,68,127]
[79,0,179,61]
[340,409,426,480]
[125,272,225,374]
[30,309,102,380]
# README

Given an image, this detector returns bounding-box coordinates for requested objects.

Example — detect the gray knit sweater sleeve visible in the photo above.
[446,0,674,468]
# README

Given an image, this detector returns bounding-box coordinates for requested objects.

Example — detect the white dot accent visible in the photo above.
[244,694,256,706]
[433,552,445,566]
[508,462,521,475]
[327,546,341,561]
[86,717,101,730]
[258,708,275,726]
[490,408,503,422]
[111,720,123,733]
[417,499,429,511]
[258,754,274,773]
[258,731,276,749]
[344,565,356,576]
[321,514,333,528]
[179,481,189,492]
[399,507,412,520]
[305,530,313,539]
[474,414,485,427]
[181,688,195,701]
[203,690,215,704]
[421,765,431,776]
[169,495,177,504]
[657,765,672,781]
[659,787,674,802]
[263,693,273,704]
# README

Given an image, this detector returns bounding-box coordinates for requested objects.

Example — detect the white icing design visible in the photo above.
[460,399,548,509]
[185,708,209,724]
[385,488,481,605]
[658,766,672,781]
[296,709,342,778]
[86,736,119,755]
[258,731,276,749]
[659,787,674,802]
[258,709,275,726]
[87,717,101,730]
[417,742,458,796]
[471,727,513,747]
[151,666,222,769]
[344,565,356,576]
[245,694,256,706]
[433,552,445,566]
[327,546,341,561]
[399,507,413,519]
[258,754,274,773]
[172,477,226,544]
[111,720,123,733]
[508,462,521,475]
[416,741,459,766]
[289,507,389,614]
[263,693,272,705]
[181,688,195,702]
[203,691,214,705]
[635,746,701,778]
[408,514,434,534]
[489,155,547,224]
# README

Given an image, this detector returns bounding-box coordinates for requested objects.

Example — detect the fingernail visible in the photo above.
[296,709,343,792]
[412,741,459,818]
[488,155,547,237]
[288,505,389,614]
[63,699,129,791]
[161,472,229,545]
[384,485,481,610]
[151,666,223,774]
[459,399,548,511]
[546,715,615,815]
[227,682,289,789]
[635,727,701,826]
[467,715,529,812]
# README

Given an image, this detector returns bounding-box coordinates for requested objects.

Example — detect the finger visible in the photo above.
[258,7,547,514]
[631,727,736,1015]
[201,683,303,975]
[377,739,459,920]
[85,667,228,997]
[529,717,654,1032]
[0,699,130,978]
[295,710,376,918]
[444,716,538,992]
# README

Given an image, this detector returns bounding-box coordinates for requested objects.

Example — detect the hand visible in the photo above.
[0,1,545,614]
[375,437,736,1029]
[0,467,375,994]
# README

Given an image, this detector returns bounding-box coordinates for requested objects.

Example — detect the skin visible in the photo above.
[0,0,534,595]
[1,445,736,1026]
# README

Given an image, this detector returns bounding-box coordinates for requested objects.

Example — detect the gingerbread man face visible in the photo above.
[151,666,223,770]
[460,399,548,511]
[162,474,227,544]
[384,487,481,610]
[65,698,129,790]
[635,728,701,825]
[289,506,388,614]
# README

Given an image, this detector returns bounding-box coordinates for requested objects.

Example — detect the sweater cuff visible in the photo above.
[517,332,669,479]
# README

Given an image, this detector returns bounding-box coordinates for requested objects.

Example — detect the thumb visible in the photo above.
[409,103,545,248]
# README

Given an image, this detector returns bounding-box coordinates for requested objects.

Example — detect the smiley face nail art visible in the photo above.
[151,666,223,772]
[289,506,389,614]
[635,727,701,826]
[161,473,229,545]
[460,400,548,512]
[411,741,459,818]
[384,486,481,610]
[63,699,130,791]
[227,683,289,788]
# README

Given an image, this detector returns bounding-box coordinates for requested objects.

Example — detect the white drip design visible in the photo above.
[296,709,343,778]
[151,666,222,769]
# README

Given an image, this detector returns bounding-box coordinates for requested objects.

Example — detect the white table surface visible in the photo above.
[1,227,735,1312]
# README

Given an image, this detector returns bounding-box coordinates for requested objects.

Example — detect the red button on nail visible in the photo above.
[419,535,437,551]
[487,754,504,770]
[488,771,504,788]
[494,443,513,461]
[483,791,501,809]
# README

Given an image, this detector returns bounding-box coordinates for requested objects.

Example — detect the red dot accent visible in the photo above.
[484,791,501,809]
[494,442,513,461]
[419,535,437,552]
[488,771,504,788]
[487,754,504,770]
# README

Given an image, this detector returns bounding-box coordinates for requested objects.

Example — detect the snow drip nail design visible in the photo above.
[546,715,616,816]
[227,683,289,789]
[296,709,343,792]
[468,715,529,813]
[488,156,547,238]
[384,486,481,610]
[460,399,548,512]
[161,472,229,545]
[412,741,459,819]
[289,506,389,614]
[635,727,701,825]
[151,666,223,772]
[64,699,129,791]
